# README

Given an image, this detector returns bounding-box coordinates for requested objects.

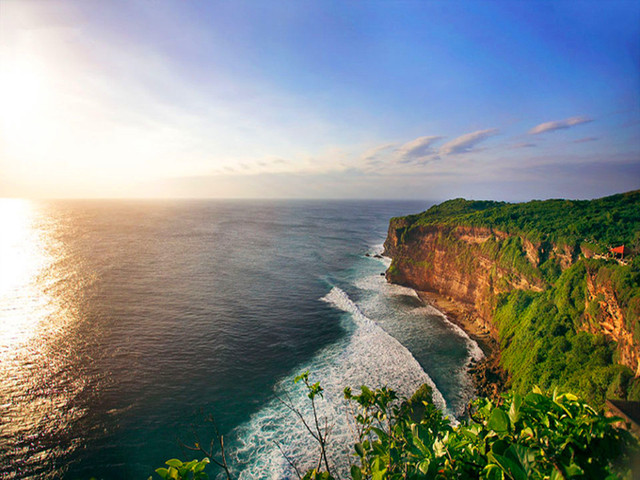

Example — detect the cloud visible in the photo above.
[395,136,442,161]
[439,128,499,155]
[528,116,592,135]
[573,137,598,143]
[361,143,397,164]
[511,142,537,149]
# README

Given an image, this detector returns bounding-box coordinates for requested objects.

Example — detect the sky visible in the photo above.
[0,0,639,201]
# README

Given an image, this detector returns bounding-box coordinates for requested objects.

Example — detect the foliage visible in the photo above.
[154,458,210,480]
[390,192,640,405]
[494,261,639,406]
[338,384,638,480]
[285,370,335,478]
[155,376,639,479]
[396,190,640,250]
[591,257,640,336]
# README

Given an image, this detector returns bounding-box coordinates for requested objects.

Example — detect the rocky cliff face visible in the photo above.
[584,268,640,376]
[383,218,639,379]
[383,220,545,335]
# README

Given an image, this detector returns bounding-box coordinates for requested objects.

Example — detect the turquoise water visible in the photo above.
[0,200,481,479]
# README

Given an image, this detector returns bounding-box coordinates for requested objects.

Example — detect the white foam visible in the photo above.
[421,304,484,363]
[355,273,483,363]
[321,287,448,411]
[352,273,484,417]
[231,286,451,479]
[365,243,392,268]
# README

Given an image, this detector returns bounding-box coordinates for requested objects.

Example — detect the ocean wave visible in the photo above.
[421,303,484,363]
[353,273,483,415]
[231,286,450,479]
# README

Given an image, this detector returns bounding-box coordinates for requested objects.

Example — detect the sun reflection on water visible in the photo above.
[0,199,90,478]
[0,199,53,351]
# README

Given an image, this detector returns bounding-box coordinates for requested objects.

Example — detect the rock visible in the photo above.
[468,354,508,402]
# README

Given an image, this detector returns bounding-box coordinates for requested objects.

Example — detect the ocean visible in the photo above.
[0,199,482,479]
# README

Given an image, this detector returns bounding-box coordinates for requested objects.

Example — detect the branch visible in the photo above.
[273,440,303,480]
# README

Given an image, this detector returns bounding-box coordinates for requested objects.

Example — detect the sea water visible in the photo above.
[0,199,482,479]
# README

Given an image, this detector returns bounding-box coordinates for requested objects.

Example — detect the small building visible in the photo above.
[610,245,630,260]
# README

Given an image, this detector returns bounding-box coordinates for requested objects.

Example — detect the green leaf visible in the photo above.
[564,462,584,476]
[412,433,429,455]
[487,408,510,433]
[350,464,363,480]
[484,464,504,480]
[550,469,564,480]
[194,458,209,473]
[506,445,535,476]
[432,438,446,458]
[155,468,170,479]
[371,427,388,441]
[508,395,522,424]
[165,459,183,468]
[294,371,309,384]
[354,442,365,457]
[491,439,510,456]
[418,458,431,474]
[489,452,527,480]
[371,456,385,471]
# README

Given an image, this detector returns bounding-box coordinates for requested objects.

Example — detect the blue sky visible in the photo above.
[1,0,638,200]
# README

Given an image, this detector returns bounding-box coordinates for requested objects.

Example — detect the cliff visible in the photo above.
[383,192,640,407]
[384,222,546,335]
[584,263,640,377]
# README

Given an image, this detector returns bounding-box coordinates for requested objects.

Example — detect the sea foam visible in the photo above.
[353,271,484,416]
[231,286,450,479]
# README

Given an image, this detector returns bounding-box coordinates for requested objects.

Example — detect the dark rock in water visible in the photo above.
[365,253,370,257]
[380,272,385,276]
[373,254,383,259]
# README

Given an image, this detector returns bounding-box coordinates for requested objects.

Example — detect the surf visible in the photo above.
[231,286,450,479]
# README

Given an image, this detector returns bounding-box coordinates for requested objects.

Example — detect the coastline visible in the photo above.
[414,290,496,357]
[413,289,507,400]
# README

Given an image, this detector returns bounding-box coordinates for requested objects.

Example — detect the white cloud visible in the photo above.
[528,116,592,135]
[395,135,442,161]
[361,143,397,163]
[439,128,499,155]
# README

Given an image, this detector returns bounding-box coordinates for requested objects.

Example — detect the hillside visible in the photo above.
[384,191,640,407]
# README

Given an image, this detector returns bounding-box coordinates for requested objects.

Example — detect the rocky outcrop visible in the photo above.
[584,268,640,376]
[383,217,639,383]
[383,221,545,335]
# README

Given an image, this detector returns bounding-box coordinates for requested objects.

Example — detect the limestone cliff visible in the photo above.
[383,220,547,335]
[383,198,640,404]
[584,267,640,377]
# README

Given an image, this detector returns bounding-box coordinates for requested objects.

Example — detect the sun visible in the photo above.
[0,59,48,134]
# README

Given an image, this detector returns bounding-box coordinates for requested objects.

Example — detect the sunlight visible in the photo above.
[0,199,51,351]
[0,59,48,134]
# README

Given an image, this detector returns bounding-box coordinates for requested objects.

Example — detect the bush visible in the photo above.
[155,380,639,479]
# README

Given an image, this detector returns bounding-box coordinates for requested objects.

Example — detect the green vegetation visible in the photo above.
[155,375,639,479]
[591,258,640,341]
[390,191,640,406]
[396,190,640,250]
[155,458,210,480]
[494,260,640,406]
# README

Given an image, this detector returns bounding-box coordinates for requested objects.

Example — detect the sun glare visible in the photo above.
[0,59,48,134]
[0,200,51,352]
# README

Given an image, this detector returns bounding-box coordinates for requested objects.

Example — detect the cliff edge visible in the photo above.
[384,191,640,407]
